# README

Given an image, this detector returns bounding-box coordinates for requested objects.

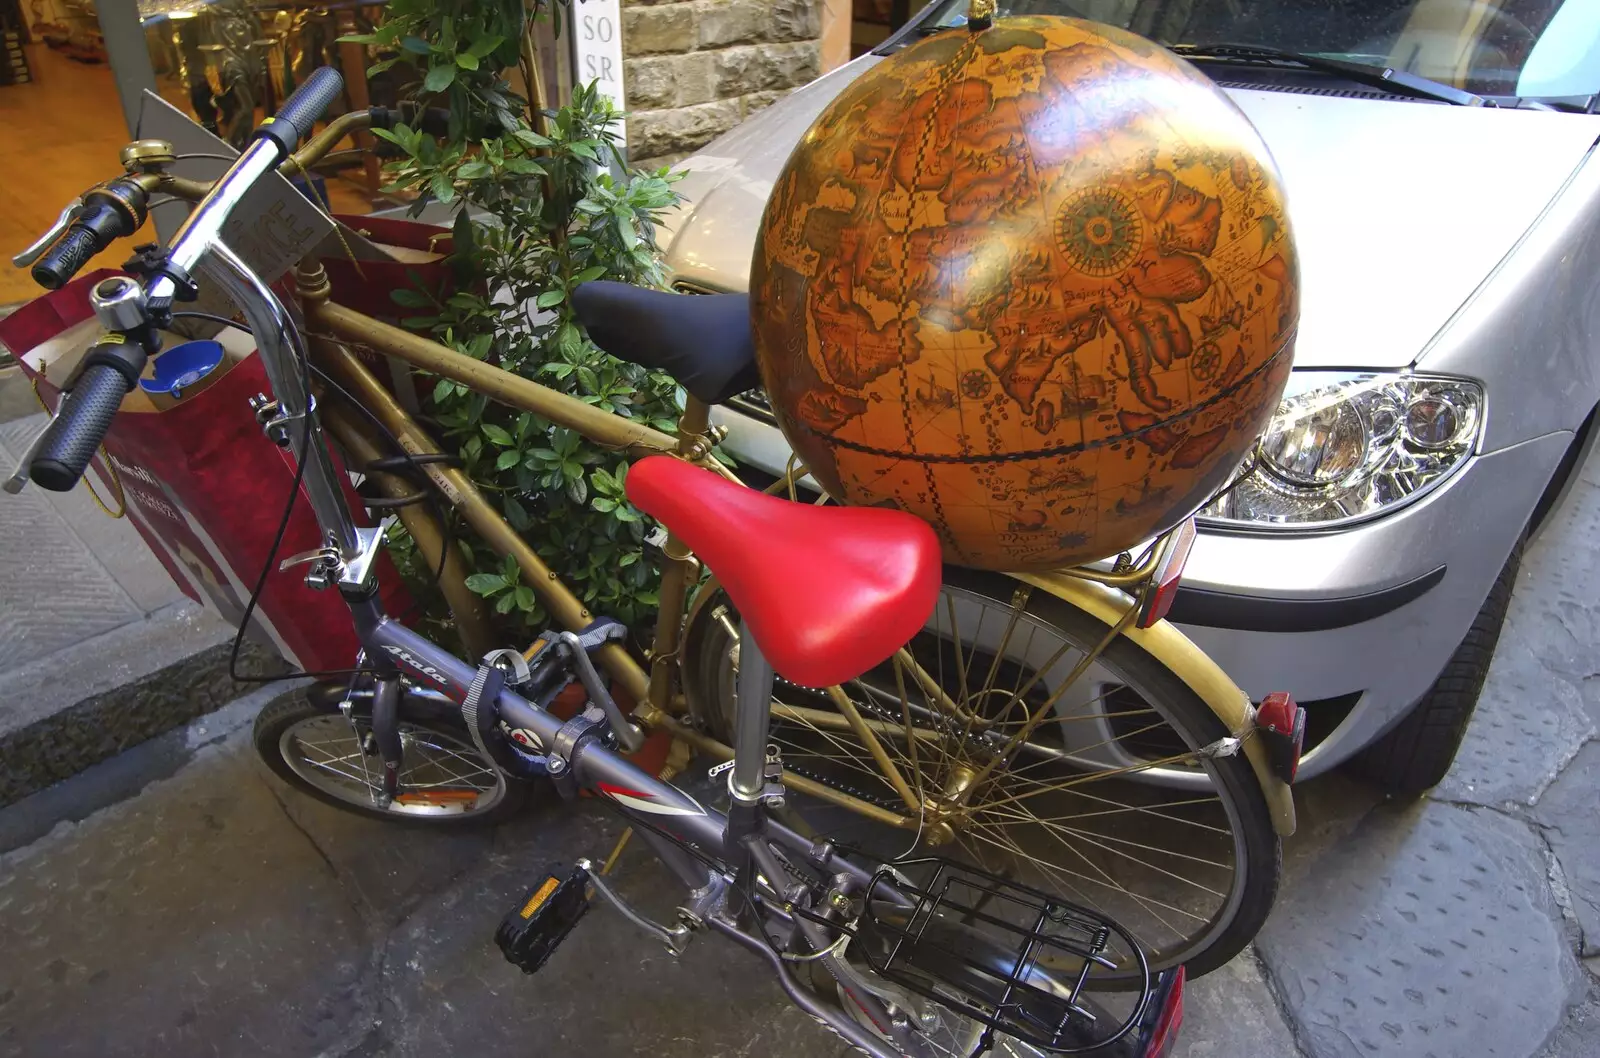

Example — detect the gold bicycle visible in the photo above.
[13,104,1301,982]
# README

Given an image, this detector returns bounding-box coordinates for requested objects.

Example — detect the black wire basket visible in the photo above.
[855,857,1151,1054]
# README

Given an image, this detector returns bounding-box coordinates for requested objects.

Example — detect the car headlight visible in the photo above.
[1200,372,1483,529]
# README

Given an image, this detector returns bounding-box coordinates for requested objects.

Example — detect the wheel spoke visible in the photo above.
[979,794,1231,835]
[282,717,505,816]
[707,580,1257,972]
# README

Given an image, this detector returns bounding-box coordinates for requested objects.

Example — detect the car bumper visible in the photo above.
[1172,430,1568,777]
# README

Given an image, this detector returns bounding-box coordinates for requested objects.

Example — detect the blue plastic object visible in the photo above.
[140,339,225,400]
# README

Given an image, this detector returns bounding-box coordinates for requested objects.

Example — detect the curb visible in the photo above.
[0,637,288,808]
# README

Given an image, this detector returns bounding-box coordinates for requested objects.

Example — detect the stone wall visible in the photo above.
[622,0,823,168]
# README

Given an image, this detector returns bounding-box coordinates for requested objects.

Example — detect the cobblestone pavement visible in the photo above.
[5,463,1600,1057]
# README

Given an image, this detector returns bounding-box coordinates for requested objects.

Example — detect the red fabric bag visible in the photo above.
[323,214,455,321]
[0,269,406,672]
[320,214,457,405]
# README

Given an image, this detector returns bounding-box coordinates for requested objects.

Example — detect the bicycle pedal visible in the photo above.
[495,864,591,975]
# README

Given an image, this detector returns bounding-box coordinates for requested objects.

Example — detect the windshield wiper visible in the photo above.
[1168,43,1487,107]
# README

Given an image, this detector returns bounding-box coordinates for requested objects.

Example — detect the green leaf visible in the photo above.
[567,476,588,505]
[433,377,455,403]
[464,572,507,595]
[455,51,479,70]
[495,449,520,470]
[482,423,514,446]
[457,160,492,180]
[430,170,457,204]
[514,129,554,150]
[495,592,517,614]
[400,35,430,54]
[503,495,531,531]
[572,264,608,285]
[390,287,429,308]
[535,289,566,309]
[617,217,640,251]
[513,585,537,611]
[468,34,505,58]
[423,63,457,93]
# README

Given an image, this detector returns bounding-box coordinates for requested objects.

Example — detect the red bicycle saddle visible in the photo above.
[626,456,942,688]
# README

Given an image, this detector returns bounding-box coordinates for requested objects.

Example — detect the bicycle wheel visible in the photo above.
[253,693,527,826]
[683,565,1279,981]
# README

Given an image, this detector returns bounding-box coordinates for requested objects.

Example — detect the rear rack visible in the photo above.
[856,857,1150,1053]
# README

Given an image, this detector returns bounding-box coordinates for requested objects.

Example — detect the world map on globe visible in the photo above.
[750,15,1299,571]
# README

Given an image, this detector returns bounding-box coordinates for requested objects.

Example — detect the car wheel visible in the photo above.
[1347,539,1521,795]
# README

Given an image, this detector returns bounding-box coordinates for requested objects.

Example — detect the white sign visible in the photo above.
[572,0,627,147]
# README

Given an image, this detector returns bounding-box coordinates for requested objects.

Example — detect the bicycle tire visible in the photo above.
[252,692,530,828]
[682,564,1280,981]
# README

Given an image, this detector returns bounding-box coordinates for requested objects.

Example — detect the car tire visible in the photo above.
[1347,539,1522,795]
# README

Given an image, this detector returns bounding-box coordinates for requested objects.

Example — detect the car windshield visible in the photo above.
[925,0,1600,100]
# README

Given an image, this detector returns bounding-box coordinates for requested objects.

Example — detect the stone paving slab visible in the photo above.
[0,695,1320,1058]
[0,727,369,1058]
[0,426,142,676]
[1177,949,1305,1058]
[0,408,281,802]
[0,414,190,626]
[0,605,277,807]
[1435,460,1600,810]
[1256,799,1580,1058]
[1533,742,1600,958]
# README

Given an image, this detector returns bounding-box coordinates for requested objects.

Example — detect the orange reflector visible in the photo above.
[520,876,561,919]
[394,789,481,806]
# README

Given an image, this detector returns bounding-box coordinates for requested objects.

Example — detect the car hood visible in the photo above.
[660,61,1600,369]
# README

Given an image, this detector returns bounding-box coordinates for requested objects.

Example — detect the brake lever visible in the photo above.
[3,414,61,495]
[13,201,85,268]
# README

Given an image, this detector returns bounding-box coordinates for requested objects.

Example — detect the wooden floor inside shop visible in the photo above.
[0,44,384,307]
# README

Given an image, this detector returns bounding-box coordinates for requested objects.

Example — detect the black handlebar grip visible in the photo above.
[258,66,344,157]
[30,362,137,492]
[31,224,102,292]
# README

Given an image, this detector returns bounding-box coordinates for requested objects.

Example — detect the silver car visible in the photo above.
[651,0,1600,791]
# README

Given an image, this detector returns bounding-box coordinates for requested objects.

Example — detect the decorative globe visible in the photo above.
[750,15,1299,571]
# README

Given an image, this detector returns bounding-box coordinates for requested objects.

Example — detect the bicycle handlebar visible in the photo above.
[29,337,148,492]
[31,186,148,291]
[28,68,348,493]
[257,66,345,158]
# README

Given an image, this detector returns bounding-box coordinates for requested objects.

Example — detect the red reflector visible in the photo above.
[1256,691,1307,784]
[1137,520,1196,629]
[1144,965,1186,1057]
[1139,577,1182,629]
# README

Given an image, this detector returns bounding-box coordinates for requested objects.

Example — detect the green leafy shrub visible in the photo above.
[344,2,685,638]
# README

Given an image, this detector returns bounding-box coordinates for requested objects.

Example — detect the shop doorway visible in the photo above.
[0,0,392,305]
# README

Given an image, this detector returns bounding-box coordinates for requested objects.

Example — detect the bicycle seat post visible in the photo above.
[726,619,778,846]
